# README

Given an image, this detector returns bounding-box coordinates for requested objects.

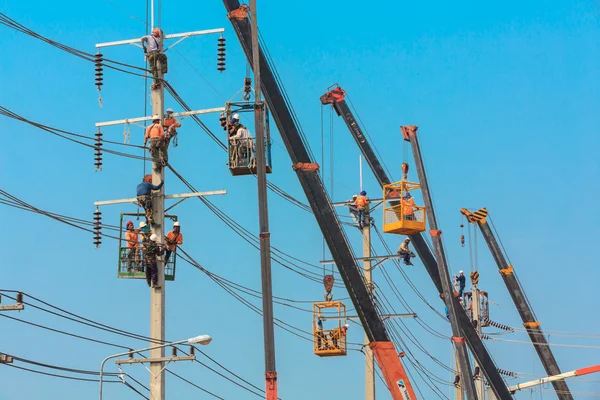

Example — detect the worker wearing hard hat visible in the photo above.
[163,108,181,148]
[136,175,164,226]
[124,220,140,272]
[138,221,149,244]
[401,191,416,221]
[397,238,415,266]
[141,27,168,88]
[330,323,350,350]
[455,270,466,297]
[226,113,253,168]
[164,221,183,264]
[347,194,359,221]
[143,233,165,289]
[144,115,168,170]
[354,190,370,229]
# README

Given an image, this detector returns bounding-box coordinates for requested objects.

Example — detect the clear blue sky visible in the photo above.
[1,1,599,399]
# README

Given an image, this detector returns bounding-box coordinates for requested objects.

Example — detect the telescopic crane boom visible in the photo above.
[461,208,573,400]
[223,3,416,399]
[321,86,513,400]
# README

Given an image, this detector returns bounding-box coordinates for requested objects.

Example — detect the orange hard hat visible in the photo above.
[152,28,161,36]
[126,220,134,227]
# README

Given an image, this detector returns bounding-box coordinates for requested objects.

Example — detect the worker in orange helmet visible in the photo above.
[163,108,182,148]
[141,28,168,88]
[144,115,168,170]
[354,190,370,229]
[164,221,183,264]
[124,220,140,272]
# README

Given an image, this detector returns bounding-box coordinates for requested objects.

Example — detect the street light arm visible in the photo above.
[99,339,189,400]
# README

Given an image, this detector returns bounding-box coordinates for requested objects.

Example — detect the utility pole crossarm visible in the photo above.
[95,28,225,49]
[95,108,225,128]
[0,293,25,311]
[94,190,226,207]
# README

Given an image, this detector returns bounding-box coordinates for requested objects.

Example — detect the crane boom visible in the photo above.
[321,86,513,399]
[222,3,417,399]
[461,208,574,400]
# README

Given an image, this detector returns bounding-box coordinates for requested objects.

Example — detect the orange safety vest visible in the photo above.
[401,198,415,215]
[125,231,139,249]
[164,117,181,129]
[144,123,164,141]
[355,195,368,209]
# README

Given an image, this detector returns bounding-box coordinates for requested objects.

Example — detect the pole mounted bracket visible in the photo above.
[499,265,514,275]
[524,321,541,329]
[451,336,466,343]
[228,5,249,20]
[259,232,270,239]
[292,162,319,172]
[429,229,442,237]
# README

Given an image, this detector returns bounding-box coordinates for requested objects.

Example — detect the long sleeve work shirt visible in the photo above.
[141,35,161,53]
[137,181,164,197]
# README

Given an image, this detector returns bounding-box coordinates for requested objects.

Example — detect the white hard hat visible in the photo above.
[344,324,350,329]
[232,113,240,120]
[152,114,160,120]
[405,238,411,242]
[139,221,147,228]
[166,108,174,113]
[173,221,180,227]
[150,234,158,241]
[459,270,464,274]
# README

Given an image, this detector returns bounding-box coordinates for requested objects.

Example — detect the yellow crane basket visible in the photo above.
[382,180,426,235]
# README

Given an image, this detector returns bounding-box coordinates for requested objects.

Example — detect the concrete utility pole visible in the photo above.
[94,8,224,399]
[471,283,486,399]
[362,222,375,400]
[249,1,278,399]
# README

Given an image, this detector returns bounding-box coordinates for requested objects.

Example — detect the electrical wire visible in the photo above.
[0,13,149,78]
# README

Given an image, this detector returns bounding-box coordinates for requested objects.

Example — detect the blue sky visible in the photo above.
[1,1,599,399]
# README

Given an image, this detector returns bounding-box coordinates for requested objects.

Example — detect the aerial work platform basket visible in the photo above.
[117,213,178,281]
[224,101,273,176]
[382,180,426,235]
[313,301,348,357]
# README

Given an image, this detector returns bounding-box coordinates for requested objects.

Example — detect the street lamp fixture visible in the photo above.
[99,335,211,400]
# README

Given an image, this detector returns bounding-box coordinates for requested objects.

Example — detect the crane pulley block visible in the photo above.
[470,271,480,285]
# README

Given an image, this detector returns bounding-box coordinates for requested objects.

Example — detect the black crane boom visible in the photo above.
[223,3,417,399]
[321,86,513,400]
[462,208,573,400]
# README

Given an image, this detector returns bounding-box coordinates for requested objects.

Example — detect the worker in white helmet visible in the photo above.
[143,233,164,289]
[164,221,183,264]
[141,27,168,88]
[226,113,253,168]
[144,114,168,170]
[454,270,466,297]
[163,108,181,148]
[397,238,415,266]
[330,323,350,350]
